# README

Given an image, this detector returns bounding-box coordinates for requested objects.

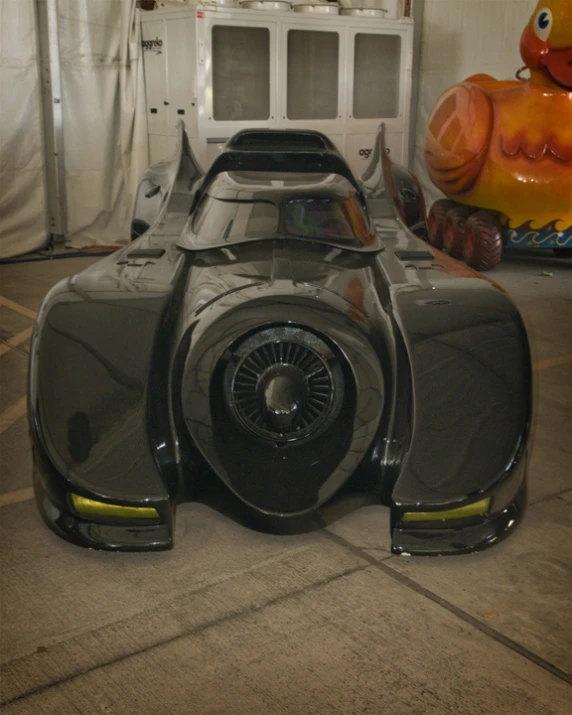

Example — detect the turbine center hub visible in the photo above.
[260,366,306,433]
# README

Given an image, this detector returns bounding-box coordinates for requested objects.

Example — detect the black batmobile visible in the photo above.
[29,125,531,555]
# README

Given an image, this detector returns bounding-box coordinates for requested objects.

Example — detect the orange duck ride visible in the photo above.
[424,0,572,270]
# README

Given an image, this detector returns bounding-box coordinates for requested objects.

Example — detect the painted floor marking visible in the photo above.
[0,296,37,321]
[532,353,572,372]
[0,396,27,435]
[0,488,34,508]
[0,327,34,356]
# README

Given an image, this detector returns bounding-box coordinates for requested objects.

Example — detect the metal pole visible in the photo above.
[35,0,67,244]
[408,0,425,172]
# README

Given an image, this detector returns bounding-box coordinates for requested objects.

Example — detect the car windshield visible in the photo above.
[192,199,280,242]
[184,172,378,251]
[283,196,374,244]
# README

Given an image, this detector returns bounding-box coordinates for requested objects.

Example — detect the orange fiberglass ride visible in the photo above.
[424,0,572,270]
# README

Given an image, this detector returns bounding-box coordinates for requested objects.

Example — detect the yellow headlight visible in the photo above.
[402,497,490,523]
[70,494,159,520]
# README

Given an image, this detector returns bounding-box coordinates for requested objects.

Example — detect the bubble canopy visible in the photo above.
[178,171,381,252]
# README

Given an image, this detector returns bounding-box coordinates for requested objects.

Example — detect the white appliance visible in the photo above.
[140,4,414,176]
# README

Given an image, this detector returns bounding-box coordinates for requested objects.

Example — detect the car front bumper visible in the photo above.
[391,453,528,556]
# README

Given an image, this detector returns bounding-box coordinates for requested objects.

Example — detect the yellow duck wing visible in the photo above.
[424,82,494,198]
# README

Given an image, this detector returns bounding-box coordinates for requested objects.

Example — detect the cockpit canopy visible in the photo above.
[179,170,381,252]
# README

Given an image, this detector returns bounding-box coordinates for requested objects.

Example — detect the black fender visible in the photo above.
[380,254,532,554]
[391,284,531,506]
[28,237,188,549]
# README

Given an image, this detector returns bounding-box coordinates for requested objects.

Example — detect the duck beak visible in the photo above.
[541,46,572,90]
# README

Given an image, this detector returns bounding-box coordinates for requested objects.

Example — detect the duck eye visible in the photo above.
[534,8,552,41]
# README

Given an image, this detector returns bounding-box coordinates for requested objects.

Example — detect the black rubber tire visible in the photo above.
[553,247,572,258]
[462,211,503,271]
[443,205,476,258]
[427,199,456,249]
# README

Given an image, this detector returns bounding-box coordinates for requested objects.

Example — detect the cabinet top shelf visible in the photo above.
[141,6,414,27]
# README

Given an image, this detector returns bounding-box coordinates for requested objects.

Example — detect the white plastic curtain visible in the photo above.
[59,0,148,247]
[412,0,535,207]
[0,0,47,258]
[0,0,148,258]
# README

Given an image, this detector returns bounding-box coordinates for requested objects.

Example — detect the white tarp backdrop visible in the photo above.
[0,0,47,258]
[58,0,148,247]
[0,0,535,258]
[0,0,148,259]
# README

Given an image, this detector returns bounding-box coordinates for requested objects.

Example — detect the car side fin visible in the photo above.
[131,121,204,241]
[360,124,426,228]
[358,124,396,220]
[178,120,204,198]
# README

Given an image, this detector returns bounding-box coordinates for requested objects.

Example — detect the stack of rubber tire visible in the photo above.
[426,200,505,272]
[427,199,572,271]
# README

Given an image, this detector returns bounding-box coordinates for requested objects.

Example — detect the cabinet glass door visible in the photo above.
[352,33,401,120]
[286,29,339,121]
[212,25,271,121]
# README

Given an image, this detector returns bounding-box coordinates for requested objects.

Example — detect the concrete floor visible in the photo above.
[0,249,571,714]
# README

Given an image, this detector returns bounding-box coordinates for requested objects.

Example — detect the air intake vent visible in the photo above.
[225,327,344,444]
[227,129,335,152]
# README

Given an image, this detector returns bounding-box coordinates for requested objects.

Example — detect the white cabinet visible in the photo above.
[141,7,413,172]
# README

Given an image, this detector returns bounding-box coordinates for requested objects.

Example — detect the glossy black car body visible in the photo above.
[29,125,531,555]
